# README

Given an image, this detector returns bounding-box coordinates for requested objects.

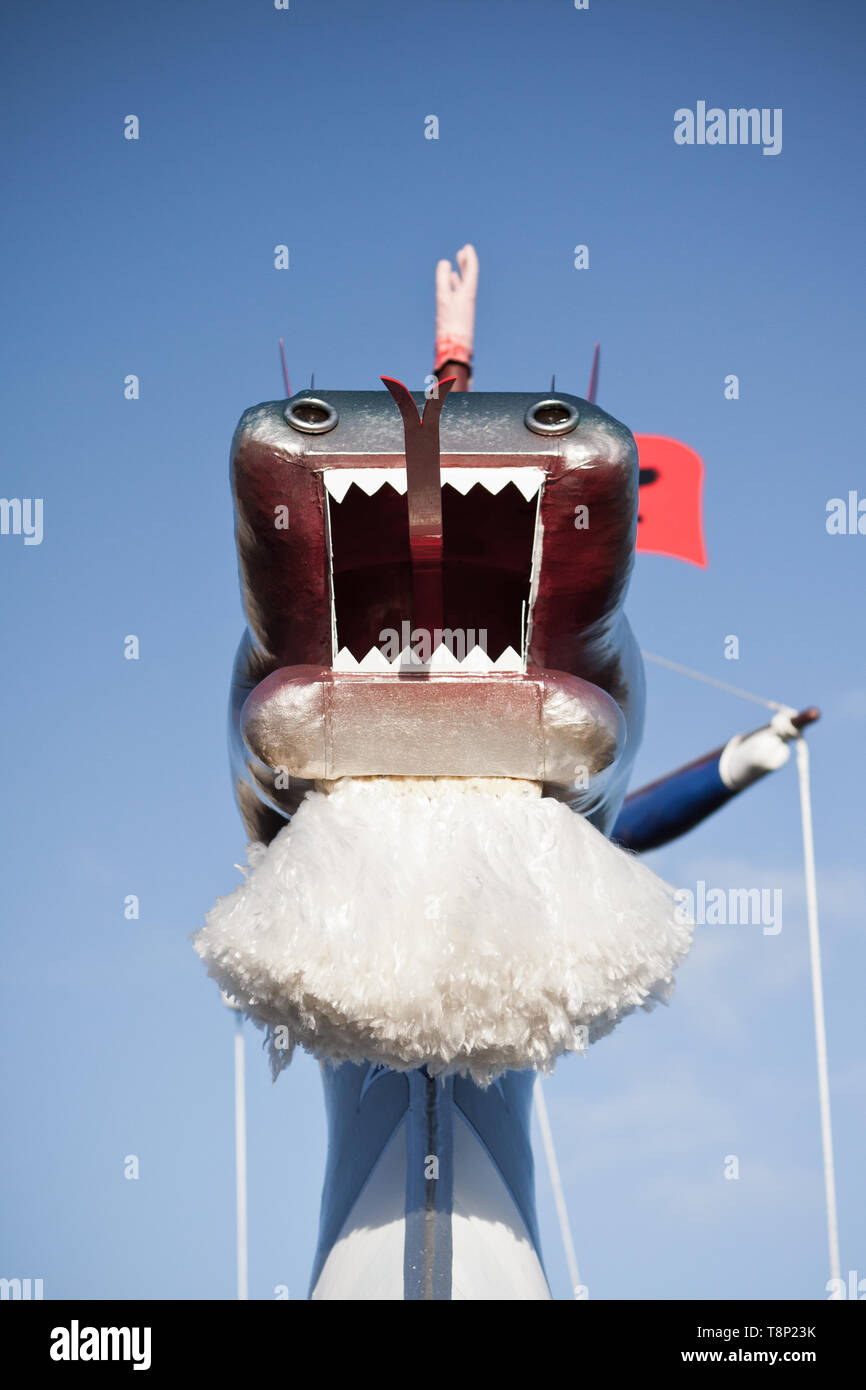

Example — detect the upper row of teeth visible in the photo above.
[323,467,544,503]
[333,644,524,673]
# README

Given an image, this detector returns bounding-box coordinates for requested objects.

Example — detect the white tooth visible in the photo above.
[394,645,429,672]
[492,646,524,671]
[474,470,511,495]
[512,469,545,501]
[494,469,542,503]
[440,468,484,496]
[357,647,393,672]
[323,472,354,503]
[440,467,543,499]
[428,643,461,670]
[333,646,360,670]
[324,468,408,499]
[354,468,406,496]
[461,645,494,672]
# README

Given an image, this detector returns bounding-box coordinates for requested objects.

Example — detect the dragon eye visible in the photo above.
[524,399,579,436]
[285,398,339,434]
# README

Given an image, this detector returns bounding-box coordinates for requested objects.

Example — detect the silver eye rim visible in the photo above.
[284,397,339,435]
[524,398,580,437]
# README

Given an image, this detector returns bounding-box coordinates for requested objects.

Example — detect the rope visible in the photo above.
[795,739,842,1284]
[534,1076,583,1298]
[234,1013,249,1300]
[643,650,841,1287]
[641,650,786,712]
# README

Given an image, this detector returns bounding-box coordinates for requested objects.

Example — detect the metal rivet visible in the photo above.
[524,398,580,437]
[284,397,339,435]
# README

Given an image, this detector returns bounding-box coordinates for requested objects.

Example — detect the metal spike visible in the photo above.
[587,342,600,403]
[279,338,291,398]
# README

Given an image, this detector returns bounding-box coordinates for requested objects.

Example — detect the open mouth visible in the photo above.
[324,466,543,671]
[229,384,644,830]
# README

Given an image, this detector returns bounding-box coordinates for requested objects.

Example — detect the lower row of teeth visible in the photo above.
[333,644,524,672]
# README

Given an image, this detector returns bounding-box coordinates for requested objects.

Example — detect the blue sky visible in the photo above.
[2,0,864,1300]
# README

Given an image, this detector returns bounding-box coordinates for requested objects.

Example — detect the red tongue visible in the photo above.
[381,376,455,645]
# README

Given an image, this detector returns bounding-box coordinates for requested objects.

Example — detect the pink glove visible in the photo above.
[434,244,478,372]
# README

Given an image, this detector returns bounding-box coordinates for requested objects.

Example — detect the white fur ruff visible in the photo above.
[195,779,693,1083]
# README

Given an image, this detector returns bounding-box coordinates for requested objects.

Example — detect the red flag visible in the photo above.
[634,434,707,567]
